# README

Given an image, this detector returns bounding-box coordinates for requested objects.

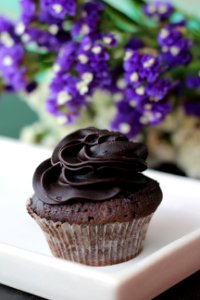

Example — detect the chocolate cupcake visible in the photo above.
[27,127,162,266]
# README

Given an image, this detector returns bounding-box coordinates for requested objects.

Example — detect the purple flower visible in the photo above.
[0,17,19,47]
[124,50,141,71]
[112,50,177,137]
[111,100,143,137]
[71,2,103,37]
[115,40,179,138]
[5,67,27,91]
[158,28,180,47]
[47,29,115,123]
[125,38,144,50]
[146,78,177,101]
[0,44,27,91]
[46,98,60,116]
[76,37,111,89]
[0,16,30,91]
[124,50,163,85]
[0,44,24,64]
[48,32,113,124]
[116,43,178,137]
[138,100,172,125]
[112,94,172,137]
[158,23,192,67]
[102,33,118,48]
[140,54,163,82]
[185,76,200,89]
[143,1,174,21]
[18,27,67,51]
[158,21,187,47]
[53,41,78,73]
[19,0,36,25]
[39,11,63,25]
[16,0,71,51]
[125,86,147,104]
[183,102,200,117]
[0,17,14,33]
[41,0,76,19]
[47,73,88,122]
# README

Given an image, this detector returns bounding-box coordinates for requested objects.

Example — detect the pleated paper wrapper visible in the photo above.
[27,200,153,266]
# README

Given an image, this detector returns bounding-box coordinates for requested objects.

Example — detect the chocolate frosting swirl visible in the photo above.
[33,127,148,204]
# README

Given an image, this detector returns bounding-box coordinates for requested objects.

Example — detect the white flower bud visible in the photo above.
[57,91,72,105]
[119,123,131,134]
[52,4,63,14]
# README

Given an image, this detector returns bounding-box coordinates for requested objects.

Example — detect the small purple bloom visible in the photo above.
[124,51,163,85]
[125,86,147,104]
[146,78,176,101]
[20,0,36,25]
[162,48,191,67]
[46,98,60,116]
[6,67,27,91]
[0,17,14,33]
[158,28,180,47]
[47,29,114,123]
[46,97,76,124]
[138,100,172,125]
[0,17,20,47]
[124,50,141,73]
[0,44,27,91]
[183,102,200,117]
[140,54,163,82]
[111,100,143,137]
[102,33,118,48]
[41,0,77,19]
[39,11,63,25]
[143,1,174,21]
[112,91,173,136]
[71,2,103,37]
[185,76,200,89]
[124,72,141,88]
[35,30,60,50]
[54,41,78,73]
[118,40,178,137]
[0,44,24,67]
[19,27,66,51]
[47,73,89,122]
[125,38,144,50]
[158,23,192,67]
[76,38,111,89]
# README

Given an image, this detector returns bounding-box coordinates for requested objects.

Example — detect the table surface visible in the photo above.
[0,138,199,299]
[0,271,199,300]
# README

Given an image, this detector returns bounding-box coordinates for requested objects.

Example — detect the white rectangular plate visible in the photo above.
[0,137,200,300]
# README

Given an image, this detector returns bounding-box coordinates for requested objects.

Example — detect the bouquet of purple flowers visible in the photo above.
[0,0,200,176]
[0,0,200,137]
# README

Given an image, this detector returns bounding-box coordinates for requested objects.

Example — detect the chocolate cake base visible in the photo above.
[29,176,162,225]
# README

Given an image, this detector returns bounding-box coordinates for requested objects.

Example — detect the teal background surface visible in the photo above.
[0,94,37,138]
[0,1,20,19]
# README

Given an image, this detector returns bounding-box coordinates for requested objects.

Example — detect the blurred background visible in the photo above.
[0,0,199,139]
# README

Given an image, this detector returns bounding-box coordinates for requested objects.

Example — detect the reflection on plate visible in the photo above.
[0,137,200,300]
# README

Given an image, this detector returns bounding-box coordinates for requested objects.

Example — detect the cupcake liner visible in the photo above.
[27,199,153,266]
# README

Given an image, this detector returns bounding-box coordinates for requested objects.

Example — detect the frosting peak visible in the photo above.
[33,127,148,204]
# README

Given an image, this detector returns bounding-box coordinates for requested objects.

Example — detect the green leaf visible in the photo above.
[102,0,155,27]
[102,4,139,33]
[188,19,200,37]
